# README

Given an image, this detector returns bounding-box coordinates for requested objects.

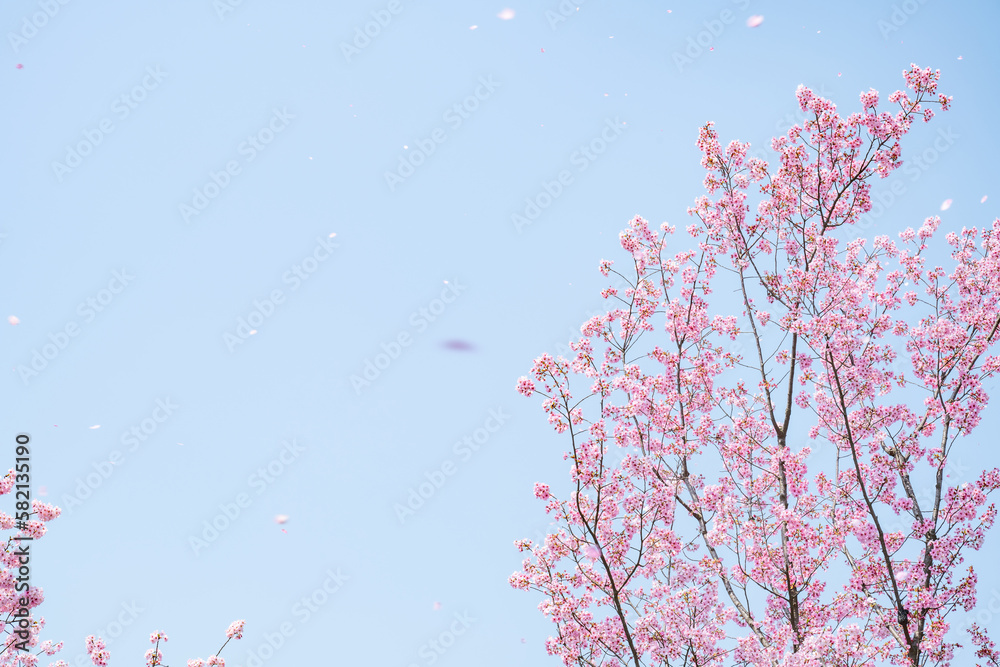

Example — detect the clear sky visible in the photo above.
[3,1,1000,665]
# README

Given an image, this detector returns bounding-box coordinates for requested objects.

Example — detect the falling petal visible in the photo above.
[178,442,184,446]
[433,601,442,610]
[469,25,478,29]
[15,64,23,69]
[443,339,475,351]
[329,232,337,237]
[957,55,963,60]
[497,8,515,19]
[521,638,526,643]
[89,425,100,429]
[39,486,47,496]
[7,316,19,325]
[281,528,287,533]
[249,329,257,335]
[746,15,764,27]
[940,199,953,211]
[981,195,988,204]
[275,514,289,524]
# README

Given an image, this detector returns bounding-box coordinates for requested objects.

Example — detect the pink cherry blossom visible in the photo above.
[225,620,245,640]
[511,64,998,667]
[0,505,246,667]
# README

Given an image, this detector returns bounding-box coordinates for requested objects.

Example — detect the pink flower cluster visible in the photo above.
[511,65,999,667]
[85,637,108,667]
[225,620,244,640]
[0,470,63,667]
[0,468,244,667]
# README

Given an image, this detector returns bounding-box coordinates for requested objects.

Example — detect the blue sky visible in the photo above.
[3,1,1000,665]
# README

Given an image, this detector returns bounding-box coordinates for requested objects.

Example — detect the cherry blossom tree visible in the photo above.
[0,469,244,667]
[511,64,1000,667]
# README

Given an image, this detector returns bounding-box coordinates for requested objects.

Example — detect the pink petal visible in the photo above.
[746,15,764,27]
